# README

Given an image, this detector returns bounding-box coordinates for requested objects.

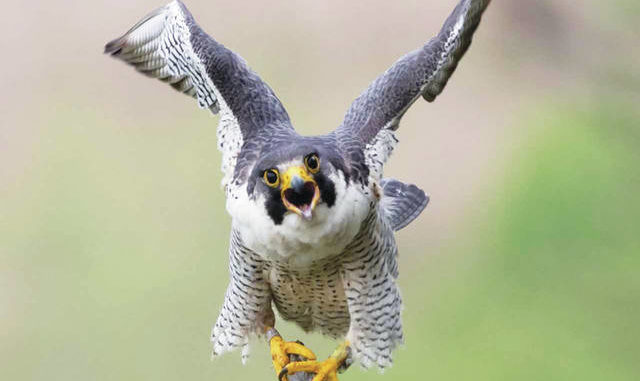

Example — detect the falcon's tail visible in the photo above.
[379,178,429,231]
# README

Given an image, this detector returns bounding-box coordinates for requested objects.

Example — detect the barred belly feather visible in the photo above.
[269,206,403,368]
[213,203,404,369]
[267,257,351,338]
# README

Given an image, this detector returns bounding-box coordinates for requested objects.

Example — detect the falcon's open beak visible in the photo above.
[280,166,320,220]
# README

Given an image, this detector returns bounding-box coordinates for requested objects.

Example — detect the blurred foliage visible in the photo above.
[392,104,640,381]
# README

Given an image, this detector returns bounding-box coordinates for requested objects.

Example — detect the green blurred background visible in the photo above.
[2,1,639,380]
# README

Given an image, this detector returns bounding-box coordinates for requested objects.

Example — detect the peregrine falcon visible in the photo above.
[105,0,490,380]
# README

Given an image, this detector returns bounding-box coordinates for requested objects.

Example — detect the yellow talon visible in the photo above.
[267,327,317,381]
[279,341,351,381]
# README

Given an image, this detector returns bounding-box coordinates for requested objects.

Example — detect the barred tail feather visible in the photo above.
[379,178,429,231]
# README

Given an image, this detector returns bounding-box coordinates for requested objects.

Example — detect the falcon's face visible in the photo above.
[239,145,368,261]
[252,151,338,225]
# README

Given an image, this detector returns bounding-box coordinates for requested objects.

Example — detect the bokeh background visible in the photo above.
[2,0,639,380]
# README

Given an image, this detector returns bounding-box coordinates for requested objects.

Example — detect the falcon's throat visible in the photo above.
[281,166,320,220]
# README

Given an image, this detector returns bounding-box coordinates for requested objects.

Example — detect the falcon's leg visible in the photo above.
[278,341,352,381]
[340,214,404,369]
[211,231,274,361]
[266,327,317,380]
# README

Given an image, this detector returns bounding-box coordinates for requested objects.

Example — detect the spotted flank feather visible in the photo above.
[210,231,274,363]
[341,209,403,368]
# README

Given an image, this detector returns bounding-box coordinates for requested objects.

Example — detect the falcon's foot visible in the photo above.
[279,341,352,381]
[267,327,317,380]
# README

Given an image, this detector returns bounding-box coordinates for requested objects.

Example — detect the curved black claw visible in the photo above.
[337,346,353,374]
[278,367,288,381]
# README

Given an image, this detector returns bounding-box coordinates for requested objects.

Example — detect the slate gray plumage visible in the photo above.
[105,0,490,373]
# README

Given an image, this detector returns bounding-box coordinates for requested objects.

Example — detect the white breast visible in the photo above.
[227,172,374,267]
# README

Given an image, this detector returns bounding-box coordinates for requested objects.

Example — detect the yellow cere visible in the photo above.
[281,166,315,190]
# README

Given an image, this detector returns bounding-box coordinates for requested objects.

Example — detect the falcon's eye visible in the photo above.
[304,154,320,173]
[263,169,280,187]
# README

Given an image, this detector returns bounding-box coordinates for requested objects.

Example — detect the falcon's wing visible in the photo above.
[105,0,293,186]
[336,0,490,181]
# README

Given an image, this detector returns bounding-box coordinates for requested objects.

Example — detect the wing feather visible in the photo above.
[337,0,490,181]
[104,2,219,110]
[105,1,294,187]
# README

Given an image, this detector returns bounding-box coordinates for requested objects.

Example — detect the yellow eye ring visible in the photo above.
[263,169,280,187]
[304,154,320,174]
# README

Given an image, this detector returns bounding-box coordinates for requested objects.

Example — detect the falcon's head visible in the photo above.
[248,145,346,225]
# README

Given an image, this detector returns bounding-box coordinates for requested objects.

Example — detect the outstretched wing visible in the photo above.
[337,0,490,181]
[105,0,294,186]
